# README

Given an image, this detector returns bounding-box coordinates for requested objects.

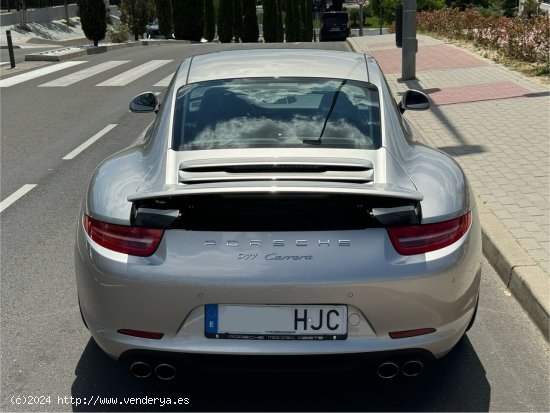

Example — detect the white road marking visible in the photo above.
[39,61,130,87]
[96,60,173,87]
[0,184,37,213]
[63,124,117,160]
[153,73,174,87]
[0,61,87,87]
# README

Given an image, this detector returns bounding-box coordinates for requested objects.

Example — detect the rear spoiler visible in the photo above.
[128,182,423,228]
[127,181,423,202]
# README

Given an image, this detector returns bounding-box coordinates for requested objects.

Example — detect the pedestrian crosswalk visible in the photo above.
[154,73,174,87]
[0,59,177,89]
[96,60,173,87]
[0,61,87,88]
[39,61,130,87]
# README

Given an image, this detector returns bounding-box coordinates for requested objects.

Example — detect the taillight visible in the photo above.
[83,214,164,257]
[387,212,472,256]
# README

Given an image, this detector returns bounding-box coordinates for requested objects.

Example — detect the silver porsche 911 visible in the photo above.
[75,49,481,380]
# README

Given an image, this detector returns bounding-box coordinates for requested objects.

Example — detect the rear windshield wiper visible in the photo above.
[303,80,347,146]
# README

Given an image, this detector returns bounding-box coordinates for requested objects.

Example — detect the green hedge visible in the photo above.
[417,8,550,65]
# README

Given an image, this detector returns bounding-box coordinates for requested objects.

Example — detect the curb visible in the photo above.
[346,36,549,341]
[24,41,144,61]
[24,39,192,61]
[0,44,21,49]
[478,199,549,340]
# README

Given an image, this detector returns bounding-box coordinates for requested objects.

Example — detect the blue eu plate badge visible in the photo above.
[204,304,218,335]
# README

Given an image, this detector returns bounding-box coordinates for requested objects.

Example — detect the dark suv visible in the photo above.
[320,11,350,41]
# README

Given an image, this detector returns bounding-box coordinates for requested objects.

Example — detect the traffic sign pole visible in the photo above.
[359,5,363,37]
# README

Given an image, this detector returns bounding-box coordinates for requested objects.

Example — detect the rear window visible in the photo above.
[172,78,381,150]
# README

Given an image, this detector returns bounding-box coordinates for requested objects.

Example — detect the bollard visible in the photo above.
[6,30,16,69]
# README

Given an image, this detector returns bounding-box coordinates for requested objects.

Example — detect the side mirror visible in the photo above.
[399,90,430,113]
[130,92,159,113]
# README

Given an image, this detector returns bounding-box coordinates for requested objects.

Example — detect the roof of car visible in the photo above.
[184,49,371,84]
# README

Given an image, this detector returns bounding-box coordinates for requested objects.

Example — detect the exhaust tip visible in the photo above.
[402,359,424,377]
[130,361,152,378]
[155,363,176,381]
[377,361,399,379]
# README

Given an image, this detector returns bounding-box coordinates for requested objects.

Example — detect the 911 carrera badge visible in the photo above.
[204,240,351,247]
[238,253,313,261]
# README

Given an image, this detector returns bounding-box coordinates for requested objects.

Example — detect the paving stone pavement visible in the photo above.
[349,35,549,335]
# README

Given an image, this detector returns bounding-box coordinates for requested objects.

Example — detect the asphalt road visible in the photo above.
[1,42,549,412]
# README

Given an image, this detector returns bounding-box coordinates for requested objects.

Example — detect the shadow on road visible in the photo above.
[71,336,490,412]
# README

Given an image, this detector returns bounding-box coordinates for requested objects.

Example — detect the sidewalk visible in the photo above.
[348,35,549,339]
[0,18,87,46]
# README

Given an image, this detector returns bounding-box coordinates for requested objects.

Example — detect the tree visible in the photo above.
[262,0,278,41]
[233,0,243,41]
[173,0,204,41]
[78,0,107,46]
[156,0,173,38]
[218,0,234,42]
[204,0,215,41]
[120,0,153,40]
[331,0,343,10]
[300,0,312,41]
[289,0,300,42]
[417,0,445,10]
[276,0,284,41]
[284,0,294,41]
[521,0,540,17]
[501,0,518,16]
[368,0,401,25]
[444,0,489,9]
[242,0,259,42]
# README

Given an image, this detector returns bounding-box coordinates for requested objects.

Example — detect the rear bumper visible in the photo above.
[119,348,437,373]
[320,30,350,41]
[75,208,482,361]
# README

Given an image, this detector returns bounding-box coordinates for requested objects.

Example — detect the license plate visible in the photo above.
[204,304,347,340]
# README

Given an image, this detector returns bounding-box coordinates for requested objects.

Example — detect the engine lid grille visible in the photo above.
[178,159,374,185]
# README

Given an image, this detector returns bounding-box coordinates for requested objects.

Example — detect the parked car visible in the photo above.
[320,11,350,41]
[75,49,481,380]
[146,19,160,38]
